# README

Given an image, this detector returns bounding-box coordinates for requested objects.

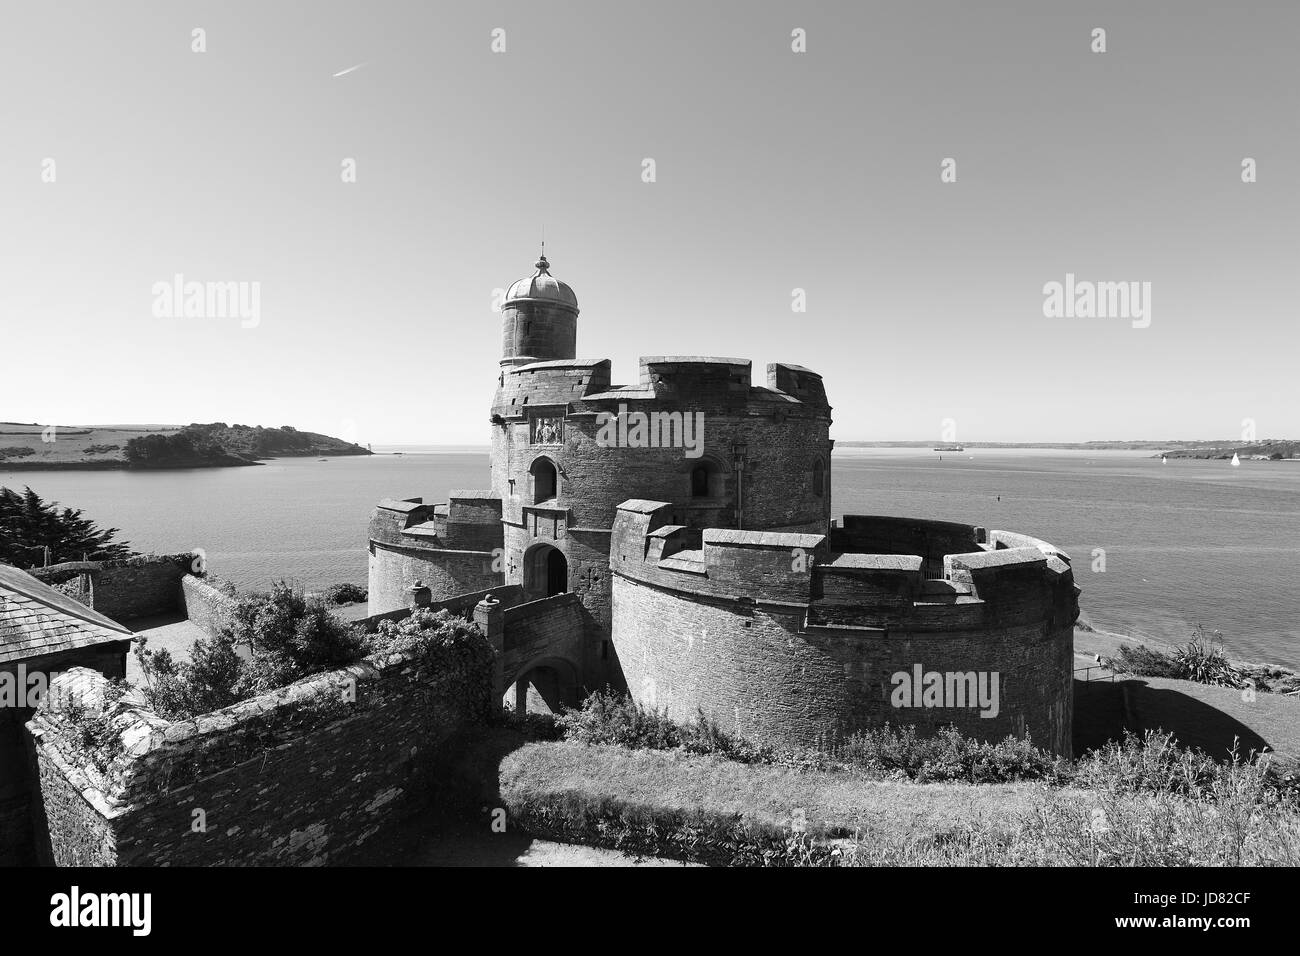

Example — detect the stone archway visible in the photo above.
[524,543,567,599]
[506,656,580,715]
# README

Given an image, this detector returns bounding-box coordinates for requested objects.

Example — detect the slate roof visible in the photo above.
[0,562,132,665]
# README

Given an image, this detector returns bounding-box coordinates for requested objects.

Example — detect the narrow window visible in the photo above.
[533,458,557,503]
[691,464,710,498]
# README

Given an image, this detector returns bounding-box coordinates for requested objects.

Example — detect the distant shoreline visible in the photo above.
[837,439,1298,451]
[0,422,371,471]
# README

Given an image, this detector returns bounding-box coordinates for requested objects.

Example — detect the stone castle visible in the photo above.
[369,253,1079,755]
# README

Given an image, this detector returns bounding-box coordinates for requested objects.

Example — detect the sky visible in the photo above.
[2,1,1297,445]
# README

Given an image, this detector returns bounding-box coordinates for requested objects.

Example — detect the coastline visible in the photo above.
[0,451,374,471]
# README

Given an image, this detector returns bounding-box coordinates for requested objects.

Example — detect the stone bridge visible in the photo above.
[472,590,587,713]
[367,584,589,714]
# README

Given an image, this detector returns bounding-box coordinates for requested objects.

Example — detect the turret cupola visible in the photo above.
[500,248,579,366]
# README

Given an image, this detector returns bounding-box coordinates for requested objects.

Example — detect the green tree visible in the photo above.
[0,486,135,568]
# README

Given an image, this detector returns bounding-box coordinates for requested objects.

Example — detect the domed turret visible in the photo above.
[504,254,579,313]
[500,249,578,366]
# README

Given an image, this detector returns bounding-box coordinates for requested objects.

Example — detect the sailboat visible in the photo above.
[1231,452,1241,467]
[1161,455,1167,463]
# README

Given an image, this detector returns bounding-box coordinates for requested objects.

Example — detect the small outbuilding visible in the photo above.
[0,562,132,864]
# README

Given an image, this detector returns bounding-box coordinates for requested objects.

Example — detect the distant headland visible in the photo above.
[839,439,1300,459]
[0,422,371,470]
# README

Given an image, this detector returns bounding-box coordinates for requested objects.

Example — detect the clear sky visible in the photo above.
[2,1,1296,445]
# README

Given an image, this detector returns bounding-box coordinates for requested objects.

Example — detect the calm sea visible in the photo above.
[6,447,1298,669]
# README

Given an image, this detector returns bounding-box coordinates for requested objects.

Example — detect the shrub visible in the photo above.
[552,692,1065,783]
[555,689,771,763]
[323,582,367,605]
[1030,738,1300,866]
[1104,627,1250,688]
[1105,643,1182,679]
[228,581,368,693]
[134,633,245,721]
[367,607,484,656]
[135,582,369,719]
[829,724,1064,784]
[365,609,496,721]
[1172,626,1245,688]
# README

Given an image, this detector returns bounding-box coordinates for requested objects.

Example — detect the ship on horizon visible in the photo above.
[934,444,965,452]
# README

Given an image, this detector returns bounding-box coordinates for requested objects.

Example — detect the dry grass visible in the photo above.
[497,739,1300,866]
[501,740,1055,837]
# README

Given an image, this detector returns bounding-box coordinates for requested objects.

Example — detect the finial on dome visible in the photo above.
[535,241,550,274]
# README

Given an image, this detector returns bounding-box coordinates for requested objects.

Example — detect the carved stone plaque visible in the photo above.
[531,416,564,444]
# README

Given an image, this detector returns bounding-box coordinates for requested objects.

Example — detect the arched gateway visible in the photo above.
[524,543,567,599]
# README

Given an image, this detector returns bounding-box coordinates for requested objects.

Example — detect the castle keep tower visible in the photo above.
[367,251,1076,754]
[499,253,578,366]
[370,252,835,691]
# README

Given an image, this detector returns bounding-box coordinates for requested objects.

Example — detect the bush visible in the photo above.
[228,581,368,694]
[1172,627,1245,687]
[367,607,483,657]
[323,582,367,605]
[1071,729,1296,804]
[135,582,369,719]
[829,724,1064,784]
[556,689,772,762]
[365,609,496,722]
[1104,627,1248,688]
[552,691,1065,783]
[135,633,245,721]
[1105,643,1183,679]
[1029,735,1300,866]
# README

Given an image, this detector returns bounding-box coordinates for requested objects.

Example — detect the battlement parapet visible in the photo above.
[370,498,432,545]
[610,502,1077,629]
[638,356,752,395]
[493,359,612,418]
[767,363,828,407]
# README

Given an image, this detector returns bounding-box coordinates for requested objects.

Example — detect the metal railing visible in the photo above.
[1074,664,1115,682]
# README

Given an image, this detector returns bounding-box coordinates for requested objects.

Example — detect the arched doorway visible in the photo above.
[531,457,557,503]
[524,543,568,598]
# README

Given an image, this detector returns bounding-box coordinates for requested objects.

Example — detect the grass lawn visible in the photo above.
[500,740,1060,838]
[491,737,1300,866]
[1123,676,1300,761]
[1071,625,1300,762]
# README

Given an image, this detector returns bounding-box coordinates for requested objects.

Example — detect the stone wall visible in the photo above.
[356,584,525,633]
[179,574,239,639]
[27,633,494,866]
[367,540,503,614]
[32,554,195,623]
